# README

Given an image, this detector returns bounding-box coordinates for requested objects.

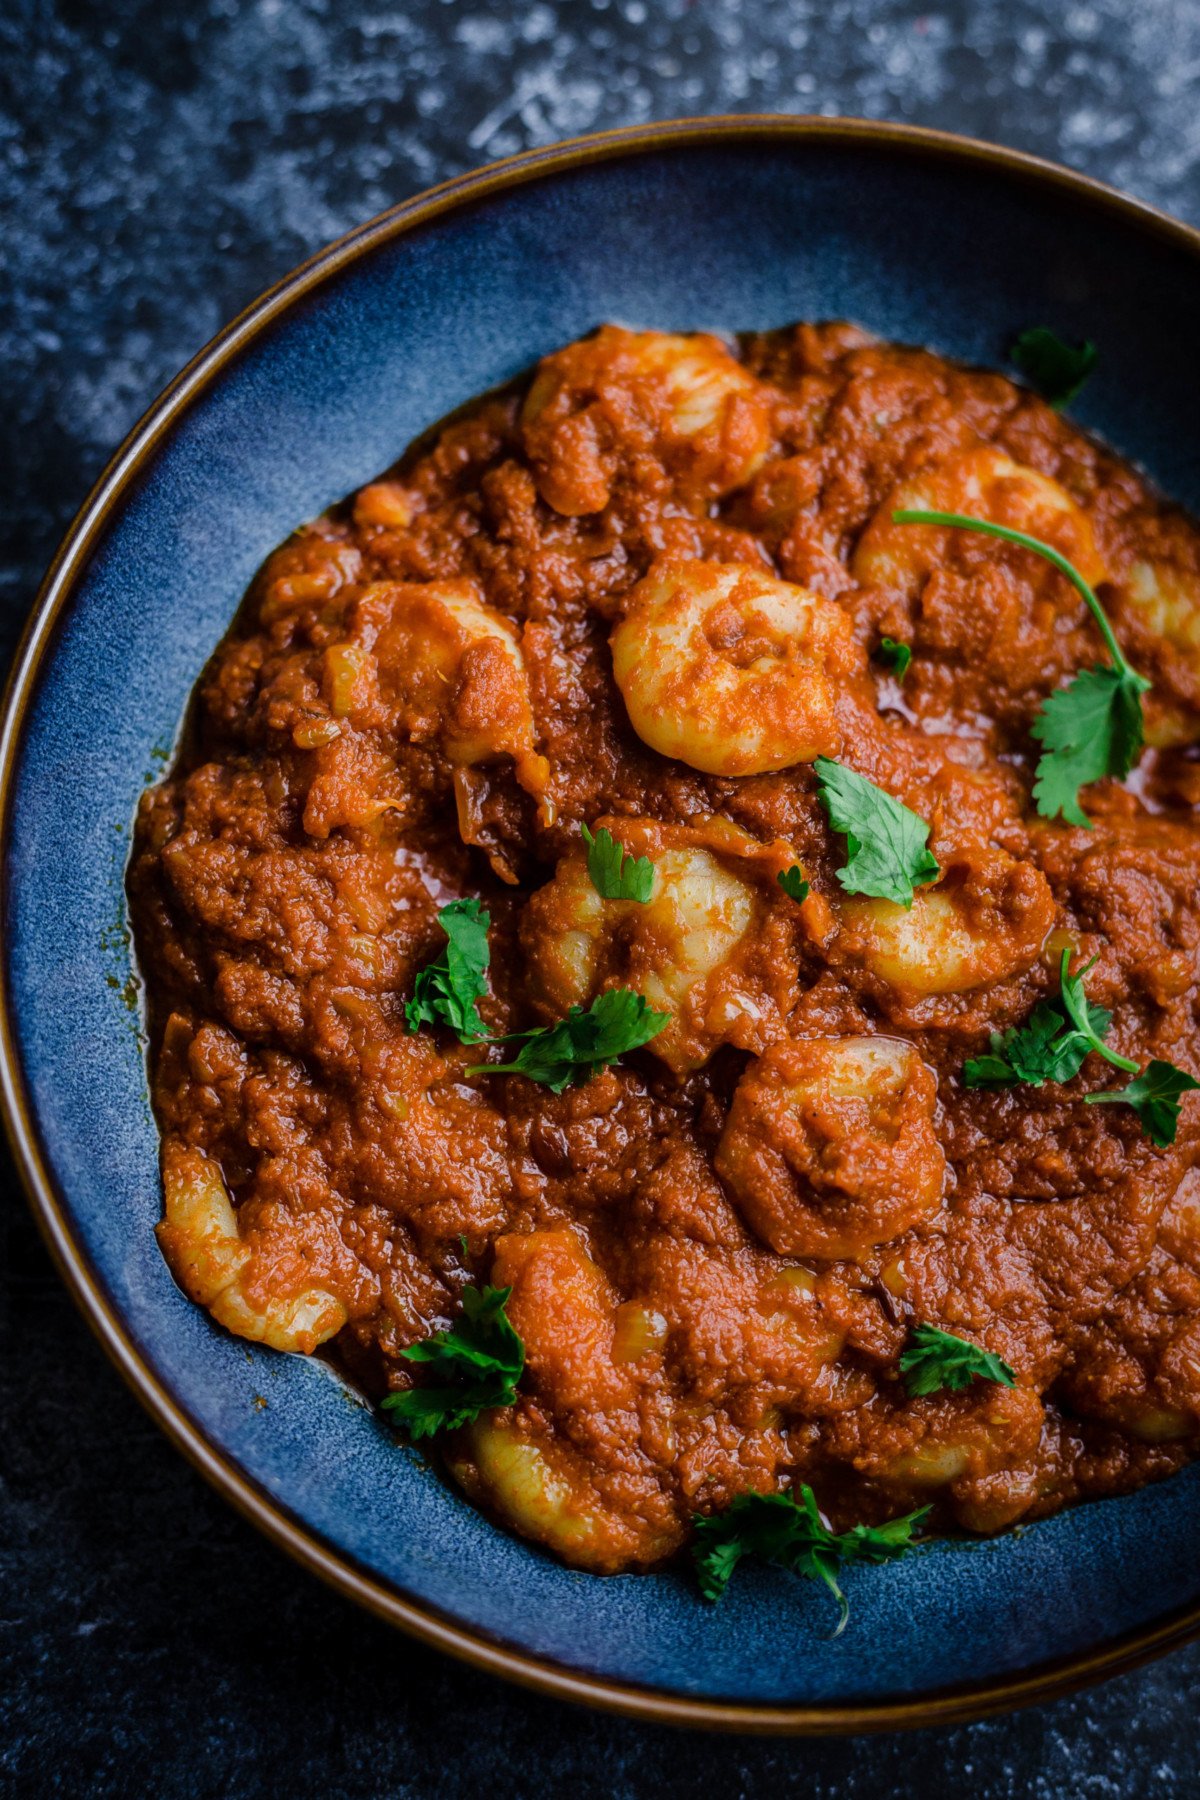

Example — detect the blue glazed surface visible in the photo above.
[8,133,1200,1709]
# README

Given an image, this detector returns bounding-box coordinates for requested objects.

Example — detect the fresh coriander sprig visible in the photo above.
[582,823,655,902]
[962,997,1094,1089]
[405,899,491,1041]
[381,1285,524,1439]
[1058,952,1138,1075]
[692,1487,929,1628]
[964,948,1126,1089]
[814,757,939,908]
[467,988,669,1093]
[1030,663,1149,827]
[777,865,811,903]
[1086,1060,1200,1149]
[1011,326,1098,409]
[964,949,1195,1146]
[890,509,1149,826]
[900,1324,1016,1397]
[875,636,912,680]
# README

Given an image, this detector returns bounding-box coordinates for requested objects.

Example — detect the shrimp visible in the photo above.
[853,445,1106,597]
[715,1035,947,1260]
[300,577,548,845]
[520,816,806,1072]
[641,1237,850,1418]
[1122,556,1200,665]
[445,1228,681,1570]
[448,1414,682,1571]
[835,844,1055,1001]
[1115,549,1200,742]
[355,578,549,796]
[157,1141,347,1354]
[609,558,858,775]
[521,326,772,515]
[352,480,417,531]
[863,1386,1046,1520]
[1057,1170,1200,1447]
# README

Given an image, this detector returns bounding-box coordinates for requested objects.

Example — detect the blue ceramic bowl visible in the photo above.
[5,118,1200,1731]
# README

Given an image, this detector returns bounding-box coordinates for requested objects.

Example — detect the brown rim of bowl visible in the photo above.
[4,115,1200,1736]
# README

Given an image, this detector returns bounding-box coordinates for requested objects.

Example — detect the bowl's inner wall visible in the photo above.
[10,135,1200,1706]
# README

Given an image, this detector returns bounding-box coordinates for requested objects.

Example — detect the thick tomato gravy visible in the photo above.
[129,323,1200,1574]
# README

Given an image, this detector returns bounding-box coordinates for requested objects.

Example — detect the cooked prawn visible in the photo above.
[853,445,1105,597]
[609,557,857,775]
[157,1141,347,1355]
[521,326,773,515]
[715,1035,946,1260]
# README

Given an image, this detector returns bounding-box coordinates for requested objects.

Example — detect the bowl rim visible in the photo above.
[5,113,1200,1735]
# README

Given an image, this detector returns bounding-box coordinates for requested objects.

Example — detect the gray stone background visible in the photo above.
[3,1,1200,1794]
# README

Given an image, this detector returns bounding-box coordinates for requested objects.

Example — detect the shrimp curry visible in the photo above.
[129,323,1200,1591]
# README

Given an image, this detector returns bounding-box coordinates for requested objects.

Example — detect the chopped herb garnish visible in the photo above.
[876,636,912,680]
[1085,1059,1200,1149]
[964,950,1194,1147]
[467,988,669,1094]
[963,997,1093,1089]
[1058,951,1136,1074]
[404,898,491,1041]
[1030,664,1149,829]
[1011,326,1098,409]
[890,510,1149,826]
[381,1284,524,1439]
[900,1324,1016,1397]
[582,822,655,902]
[964,948,1122,1089]
[814,756,939,909]
[777,865,811,904]
[692,1487,929,1628]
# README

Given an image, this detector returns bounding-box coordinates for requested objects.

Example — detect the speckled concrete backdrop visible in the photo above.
[3,2,1200,1795]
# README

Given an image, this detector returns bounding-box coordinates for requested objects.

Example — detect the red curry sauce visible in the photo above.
[129,324,1200,1573]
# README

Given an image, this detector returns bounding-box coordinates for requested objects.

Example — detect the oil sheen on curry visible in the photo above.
[129,322,1200,1596]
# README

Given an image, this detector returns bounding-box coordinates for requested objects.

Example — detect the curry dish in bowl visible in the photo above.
[128,321,1200,1612]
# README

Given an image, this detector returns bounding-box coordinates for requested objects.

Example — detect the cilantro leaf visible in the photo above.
[962,953,1189,1148]
[582,822,654,902]
[814,757,939,909]
[1058,950,1133,1072]
[876,636,912,679]
[381,1284,524,1439]
[1031,664,1147,827]
[963,999,1092,1090]
[1011,326,1098,409]
[1085,1058,1200,1149]
[777,865,811,903]
[405,899,491,1041]
[890,509,1149,825]
[467,988,669,1093]
[772,1488,852,1630]
[899,1324,1017,1397]
[963,950,1126,1090]
[838,1512,936,1563]
[693,1493,802,1603]
[693,1529,746,1603]
[692,1487,929,1628]
[961,1050,1029,1088]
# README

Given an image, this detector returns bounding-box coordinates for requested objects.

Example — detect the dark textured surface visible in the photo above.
[3,1,1200,1793]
